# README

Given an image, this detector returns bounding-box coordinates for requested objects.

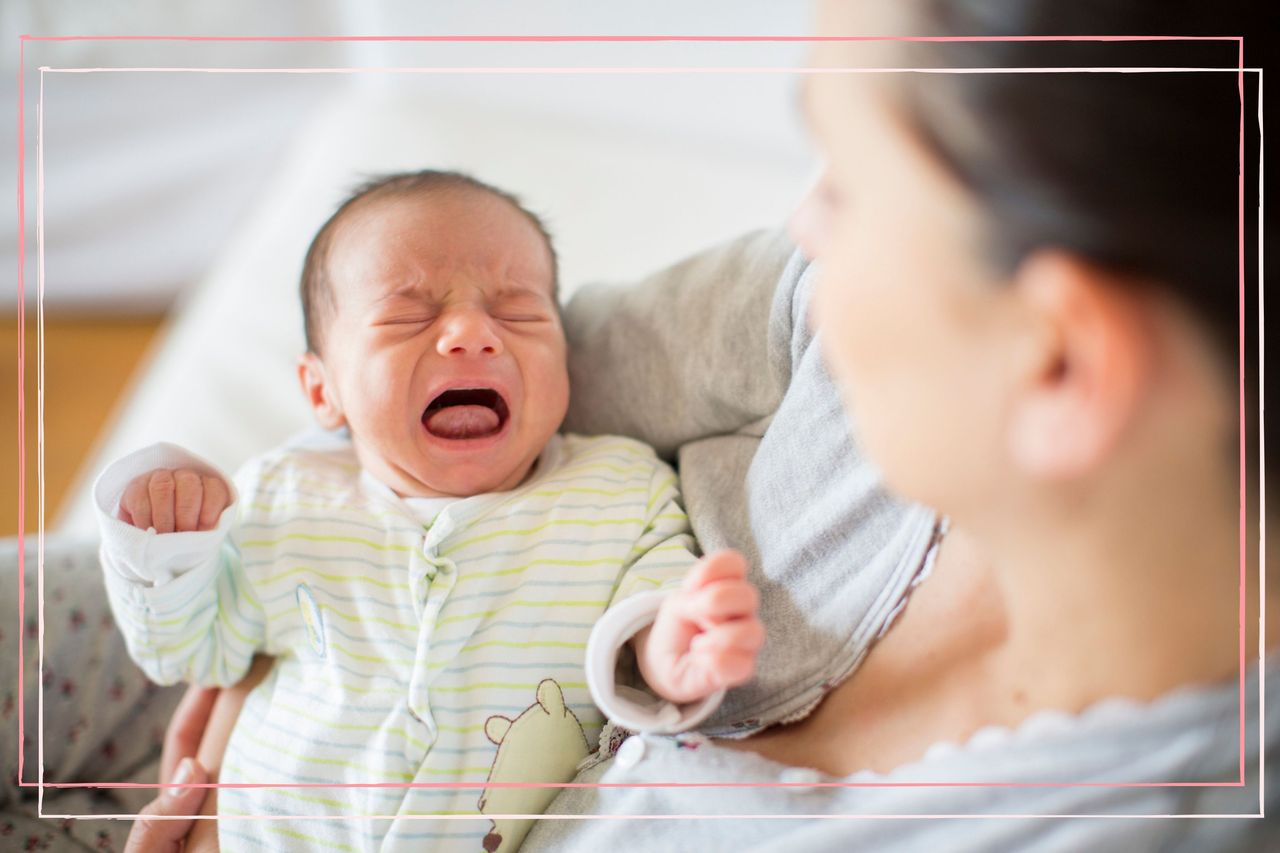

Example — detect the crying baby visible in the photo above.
[94,170,764,853]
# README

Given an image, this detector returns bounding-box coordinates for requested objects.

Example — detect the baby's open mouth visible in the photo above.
[422,388,510,440]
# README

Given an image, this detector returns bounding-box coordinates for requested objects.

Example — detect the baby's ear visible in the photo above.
[297,352,346,430]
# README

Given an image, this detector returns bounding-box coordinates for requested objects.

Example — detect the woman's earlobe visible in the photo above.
[297,352,347,430]
[1005,251,1150,480]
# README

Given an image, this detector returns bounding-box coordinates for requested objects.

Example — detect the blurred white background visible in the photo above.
[3,0,816,311]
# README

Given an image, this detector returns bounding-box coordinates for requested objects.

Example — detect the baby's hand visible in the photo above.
[634,550,765,705]
[118,468,231,533]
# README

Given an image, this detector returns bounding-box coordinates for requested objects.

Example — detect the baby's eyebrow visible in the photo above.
[374,283,432,303]
[491,285,552,302]
[369,283,550,310]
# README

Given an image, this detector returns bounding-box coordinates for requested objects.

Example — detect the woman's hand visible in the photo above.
[124,757,209,853]
[634,550,765,704]
[124,685,219,852]
[160,685,220,785]
[124,654,272,851]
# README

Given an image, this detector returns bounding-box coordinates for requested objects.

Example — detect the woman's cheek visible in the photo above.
[812,262,871,396]
[789,187,832,260]
[815,230,874,330]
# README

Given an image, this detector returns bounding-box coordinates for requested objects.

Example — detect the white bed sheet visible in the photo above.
[57,88,811,535]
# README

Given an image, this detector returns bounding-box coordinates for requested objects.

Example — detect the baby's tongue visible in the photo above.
[424,405,500,439]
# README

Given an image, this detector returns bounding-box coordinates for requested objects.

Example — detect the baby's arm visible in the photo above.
[586,463,763,733]
[94,442,265,687]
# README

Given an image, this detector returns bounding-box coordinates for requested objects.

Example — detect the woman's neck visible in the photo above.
[724,499,1272,777]
[960,472,1275,711]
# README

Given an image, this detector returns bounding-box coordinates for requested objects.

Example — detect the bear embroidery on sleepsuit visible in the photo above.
[477,679,590,853]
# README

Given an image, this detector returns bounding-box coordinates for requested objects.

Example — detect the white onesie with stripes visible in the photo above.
[94,430,711,852]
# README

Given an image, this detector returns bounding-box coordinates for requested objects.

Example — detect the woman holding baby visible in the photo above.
[105,0,1280,849]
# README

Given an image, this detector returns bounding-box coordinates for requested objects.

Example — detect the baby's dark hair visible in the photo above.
[300,170,558,355]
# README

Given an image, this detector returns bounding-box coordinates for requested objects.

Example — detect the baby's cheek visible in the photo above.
[525,350,570,422]
[346,388,413,451]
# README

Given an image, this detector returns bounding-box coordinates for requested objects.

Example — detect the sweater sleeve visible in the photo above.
[562,229,798,461]
[93,442,266,687]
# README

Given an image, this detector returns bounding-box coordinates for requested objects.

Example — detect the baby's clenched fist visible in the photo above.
[634,550,765,705]
[118,468,230,533]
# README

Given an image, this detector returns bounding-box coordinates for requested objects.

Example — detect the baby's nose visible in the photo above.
[437,311,502,357]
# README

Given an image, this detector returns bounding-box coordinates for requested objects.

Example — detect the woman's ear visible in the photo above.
[297,352,347,430]
[1005,250,1151,480]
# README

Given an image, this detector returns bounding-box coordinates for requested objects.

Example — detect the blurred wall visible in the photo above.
[2,1,814,311]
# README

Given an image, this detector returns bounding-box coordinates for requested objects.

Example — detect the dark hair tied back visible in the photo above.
[896,0,1265,485]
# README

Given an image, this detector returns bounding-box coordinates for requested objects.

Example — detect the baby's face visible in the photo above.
[302,190,569,497]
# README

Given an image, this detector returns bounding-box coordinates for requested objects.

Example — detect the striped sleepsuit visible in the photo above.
[94,431,701,852]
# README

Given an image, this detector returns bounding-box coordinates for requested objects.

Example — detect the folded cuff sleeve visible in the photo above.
[586,591,724,735]
[93,442,238,587]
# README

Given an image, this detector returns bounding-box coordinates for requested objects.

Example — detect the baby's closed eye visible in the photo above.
[373,315,440,334]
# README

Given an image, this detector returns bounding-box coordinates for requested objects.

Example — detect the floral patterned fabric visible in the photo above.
[1,536,185,851]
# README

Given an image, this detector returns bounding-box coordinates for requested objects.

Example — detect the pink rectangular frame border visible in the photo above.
[13,34,1262,822]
